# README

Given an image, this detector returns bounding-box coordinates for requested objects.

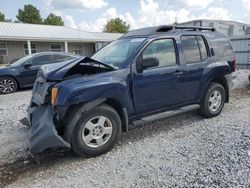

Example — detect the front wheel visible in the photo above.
[199,83,226,118]
[67,104,122,157]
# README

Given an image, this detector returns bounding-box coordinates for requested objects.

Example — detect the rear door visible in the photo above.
[133,38,182,114]
[177,35,212,104]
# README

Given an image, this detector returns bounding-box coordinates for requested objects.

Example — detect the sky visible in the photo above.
[0,0,249,32]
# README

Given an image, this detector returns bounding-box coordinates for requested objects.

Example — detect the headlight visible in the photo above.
[51,87,58,106]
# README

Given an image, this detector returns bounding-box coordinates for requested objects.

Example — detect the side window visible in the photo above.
[30,55,51,66]
[181,36,201,64]
[142,39,177,68]
[210,36,234,62]
[196,36,208,60]
[51,55,73,63]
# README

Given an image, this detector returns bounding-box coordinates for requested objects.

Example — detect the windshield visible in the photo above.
[92,38,146,68]
[11,54,34,66]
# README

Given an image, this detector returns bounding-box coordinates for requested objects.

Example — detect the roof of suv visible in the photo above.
[122,25,220,38]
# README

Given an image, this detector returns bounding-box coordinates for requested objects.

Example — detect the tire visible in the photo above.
[0,77,18,94]
[65,104,122,157]
[199,82,226,118]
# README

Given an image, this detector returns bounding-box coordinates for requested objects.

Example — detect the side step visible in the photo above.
[131,104,200,127]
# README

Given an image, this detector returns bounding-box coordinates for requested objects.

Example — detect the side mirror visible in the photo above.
[24,63,32,69]
[141,57,159,69]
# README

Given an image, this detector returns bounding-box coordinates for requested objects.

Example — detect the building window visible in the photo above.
[0,43,7,56]
[50,44,62,52]
[24,43,37,55]
[74,44,84,55]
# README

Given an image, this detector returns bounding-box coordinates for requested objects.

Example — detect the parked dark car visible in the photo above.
[24,26,236,157]
[0,52,78,94]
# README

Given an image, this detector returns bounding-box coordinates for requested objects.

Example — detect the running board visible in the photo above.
[131,104,200,127]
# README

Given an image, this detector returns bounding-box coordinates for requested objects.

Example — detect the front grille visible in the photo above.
[34,81,45,96]
[32,70,46,96]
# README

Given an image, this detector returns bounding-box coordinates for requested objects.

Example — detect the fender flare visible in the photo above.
[63,98,129,143]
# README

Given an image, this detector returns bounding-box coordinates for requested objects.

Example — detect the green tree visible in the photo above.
[103,18,130,33]
[16,4,42,24]
[44,13,64,26]
[0,11,5,22]
[0,12,11,22]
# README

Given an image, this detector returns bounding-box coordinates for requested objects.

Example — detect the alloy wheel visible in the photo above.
[208,90,222,112]
[81,116,113,148]
[0,78,16,94]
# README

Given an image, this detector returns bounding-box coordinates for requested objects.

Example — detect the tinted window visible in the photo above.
[143,39,176,68]
[51,55,73,63]
[30,55,51,66]
[196,36,208,60]
[181,36,201,64]
[210,36,234,62]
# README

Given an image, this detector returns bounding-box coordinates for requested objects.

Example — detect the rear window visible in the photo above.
[210,35,234,62]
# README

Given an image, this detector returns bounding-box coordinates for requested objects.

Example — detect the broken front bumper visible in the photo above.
[23,72,70,154]
[28,104,70,154]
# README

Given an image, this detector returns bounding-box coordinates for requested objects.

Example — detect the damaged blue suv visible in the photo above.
[25,26,236,157]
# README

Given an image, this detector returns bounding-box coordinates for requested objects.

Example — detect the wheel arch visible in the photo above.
[62,97,129,142]
[104,98,129,133]
[210,76,229,103]
[200,75,229,103]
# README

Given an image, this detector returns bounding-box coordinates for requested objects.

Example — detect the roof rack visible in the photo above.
[172,25,216,32]
[122,25,216,38]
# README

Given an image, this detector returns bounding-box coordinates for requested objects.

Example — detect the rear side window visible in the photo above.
[143,39,177,68]
[210,36,234,62]
[196,36,208,60]
[51,55,73,63]
[30,55,51,66]
[181,35,208,64]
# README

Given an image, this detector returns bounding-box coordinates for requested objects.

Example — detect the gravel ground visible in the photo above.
[0,69,250,187]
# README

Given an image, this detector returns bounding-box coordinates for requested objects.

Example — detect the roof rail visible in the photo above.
[173,25,216,32]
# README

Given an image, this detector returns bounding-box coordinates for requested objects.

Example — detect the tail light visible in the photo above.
[231,56,236,72]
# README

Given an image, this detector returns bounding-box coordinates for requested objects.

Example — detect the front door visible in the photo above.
[132,38,182,114]
[19,55,51,87]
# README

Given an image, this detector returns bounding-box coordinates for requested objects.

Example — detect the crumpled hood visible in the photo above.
[40,56,84,81]
[40,56,113,81]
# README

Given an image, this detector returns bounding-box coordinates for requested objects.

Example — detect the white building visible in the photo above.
[179,19,250,37]
[0,22,123,64]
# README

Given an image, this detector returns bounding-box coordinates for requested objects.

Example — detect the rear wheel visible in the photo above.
[199,83,226,118]
[66,104,122,157]
[0,77,18,94]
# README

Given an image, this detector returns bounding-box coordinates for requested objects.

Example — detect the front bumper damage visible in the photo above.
[21,72,70,154]
[28,105,70,154]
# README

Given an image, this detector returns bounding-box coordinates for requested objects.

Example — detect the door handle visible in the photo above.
[174,70,183,75]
